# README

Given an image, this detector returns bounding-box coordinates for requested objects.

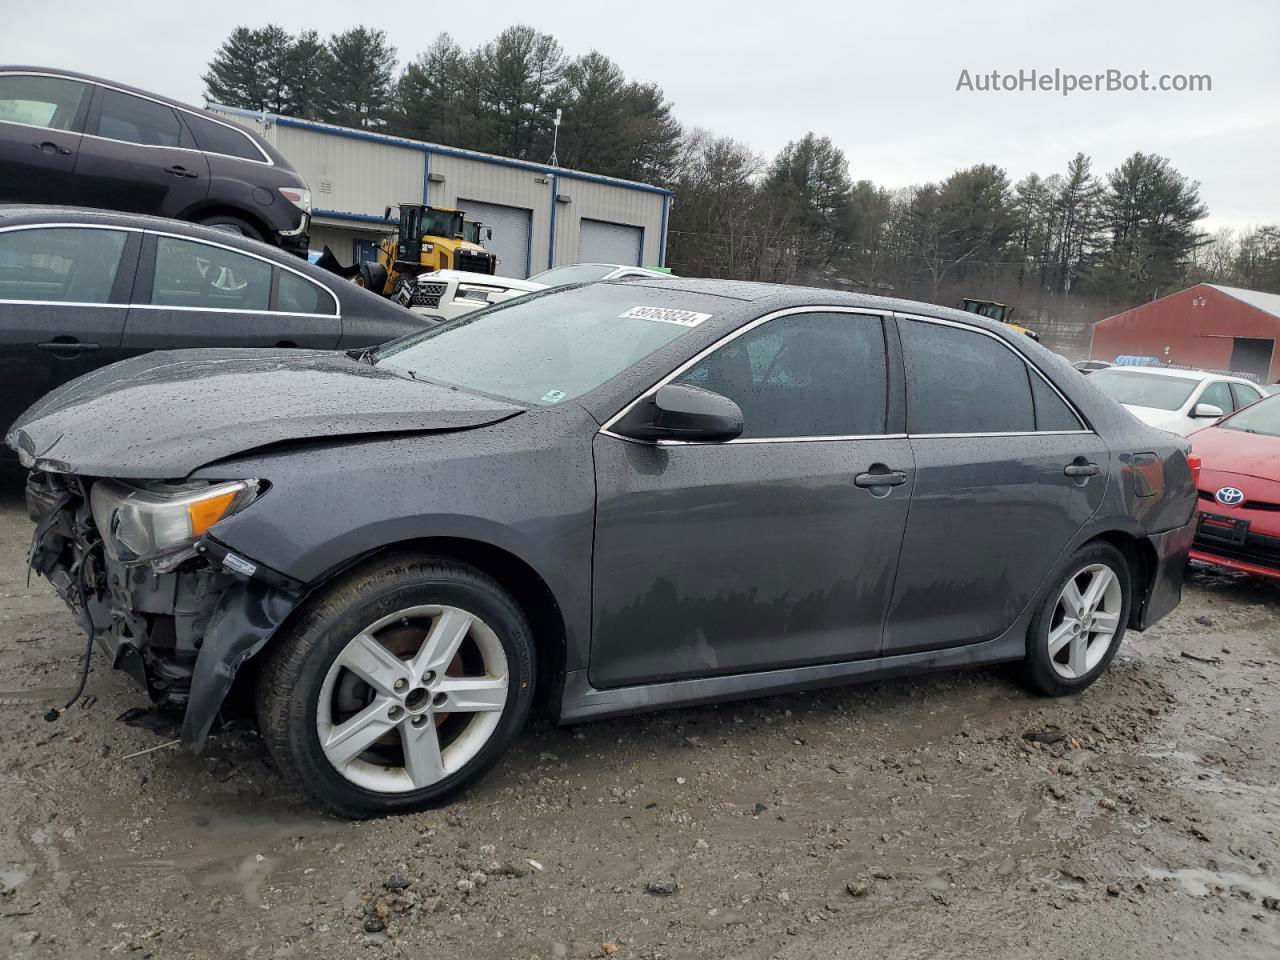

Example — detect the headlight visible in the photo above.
[90,479,261,571]
[455,285,496,305]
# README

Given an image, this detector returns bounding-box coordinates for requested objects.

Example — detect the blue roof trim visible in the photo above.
[208,102,672,197]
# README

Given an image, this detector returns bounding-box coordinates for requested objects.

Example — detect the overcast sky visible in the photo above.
[4,0,1276,232]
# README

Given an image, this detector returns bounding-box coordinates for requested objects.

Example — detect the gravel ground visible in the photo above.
[1,489,1278,960]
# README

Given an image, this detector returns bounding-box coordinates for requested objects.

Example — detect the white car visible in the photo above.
[527,263,674,287]
[1087,366,1266,436]
[403,270,548,320]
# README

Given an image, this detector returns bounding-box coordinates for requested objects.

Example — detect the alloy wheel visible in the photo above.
[1047,562,1123,680]
[316,604,509,793]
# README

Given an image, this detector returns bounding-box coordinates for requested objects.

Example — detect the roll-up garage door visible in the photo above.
[578,219,643,267]
[457,199,531,278]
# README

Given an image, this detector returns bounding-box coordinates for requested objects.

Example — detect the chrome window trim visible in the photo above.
[0,70,274,165]
[146,229,340,318]
[598,305,893,446]
[892,310,1092,434]
[0,222,337,317]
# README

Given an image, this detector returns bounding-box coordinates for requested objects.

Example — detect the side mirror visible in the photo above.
[485,228,493,241]
[384,206,392,221]
[613,383,743,443]
[1192,402,1225,419]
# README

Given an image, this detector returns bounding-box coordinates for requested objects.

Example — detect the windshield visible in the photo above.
[422,209,463,237]
[372,285,722,405]
[1089,369,1198,411]
[1220,393,1280,436]
[527,264,617,287]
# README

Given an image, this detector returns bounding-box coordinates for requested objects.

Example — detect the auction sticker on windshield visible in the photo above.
[620,306,712,327]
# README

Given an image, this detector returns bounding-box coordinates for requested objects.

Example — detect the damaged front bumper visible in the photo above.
[26,471,304,750]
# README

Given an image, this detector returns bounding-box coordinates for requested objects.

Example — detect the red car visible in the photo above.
[1189,393,1280,580]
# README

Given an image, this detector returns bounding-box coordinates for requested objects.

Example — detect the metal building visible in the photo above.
[1091,283,1280,383]
[209,104,671,279]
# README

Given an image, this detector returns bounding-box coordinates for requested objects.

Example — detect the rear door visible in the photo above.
[591,307,913,687]
[122,232,340,353]
[0,72,91,202]
[881,314,1109,655]
[75,85,209,217]
[0,225,137,432]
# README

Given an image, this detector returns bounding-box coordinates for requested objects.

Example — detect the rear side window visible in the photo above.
[1230,382,1261,410]
[0,74,87,130]
[675,311,888,438]
[150,236,270,310]
[0,227,126,303]
[183,112,265,162]
[901,320,1034,434]
[1029,372,1083,431]
[94,88,180,147]
[278,270,335,315]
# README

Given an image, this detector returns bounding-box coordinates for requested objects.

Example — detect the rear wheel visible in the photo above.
[357,261,388,295]
[196,212,264,242]
[255,556,535,817]
[1023,542,1131,696]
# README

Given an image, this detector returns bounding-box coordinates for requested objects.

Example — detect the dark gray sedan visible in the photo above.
[8,278,1197,817]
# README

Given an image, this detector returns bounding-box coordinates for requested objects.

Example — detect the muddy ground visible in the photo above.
[1,490,1278,960]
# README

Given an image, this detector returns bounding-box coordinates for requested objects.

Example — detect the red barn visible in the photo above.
[1091,283,1280,384]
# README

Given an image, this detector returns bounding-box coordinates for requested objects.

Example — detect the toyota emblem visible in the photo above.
[1215,486,1245,506]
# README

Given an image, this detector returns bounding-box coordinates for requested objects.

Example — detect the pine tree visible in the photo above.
[324,27,398,129]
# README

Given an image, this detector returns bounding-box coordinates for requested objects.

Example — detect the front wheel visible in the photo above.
[1023,542,1132,696]
[255,556,535,817]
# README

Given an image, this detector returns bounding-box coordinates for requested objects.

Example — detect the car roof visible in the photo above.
[1105,366,1254,384]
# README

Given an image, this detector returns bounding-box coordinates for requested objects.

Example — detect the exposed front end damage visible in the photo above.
[25,470,302,751]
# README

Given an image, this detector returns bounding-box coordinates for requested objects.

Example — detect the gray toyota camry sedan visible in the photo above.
[8,278,1197,817]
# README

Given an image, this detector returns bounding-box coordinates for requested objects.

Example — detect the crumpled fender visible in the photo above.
[181,577,299,751]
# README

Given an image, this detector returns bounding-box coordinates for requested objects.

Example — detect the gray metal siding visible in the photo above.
[552,181,666,268]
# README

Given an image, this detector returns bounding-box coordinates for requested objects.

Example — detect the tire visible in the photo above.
[356,261,388,295]
[255,555,535,818]
[1023,541,1132,696]
[197,213,264,242]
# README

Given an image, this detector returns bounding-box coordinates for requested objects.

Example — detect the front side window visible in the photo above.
[150,236,270,310]
[94,88,180,147]
[1198,380,1234,413]
[0,74,87,130]
[1088,369,1198,411]
[373,285,726,405]
[182,111,264,162]
[0,227,126,303]
[900,320,1034,434]
[674,312,888,438]
[278,270,335,315]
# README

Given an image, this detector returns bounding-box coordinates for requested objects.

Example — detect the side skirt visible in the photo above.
[558,626,1029,724]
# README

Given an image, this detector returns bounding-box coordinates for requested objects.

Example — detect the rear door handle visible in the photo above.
[164,165,199,178]
[1064,462,1100,478]
[854,469,908,488]
[38,340,100,354]
[34,140,72,156]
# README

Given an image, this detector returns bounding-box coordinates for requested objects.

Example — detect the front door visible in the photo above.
[590,308,913,688]
[0,226,137,434]
[75,86,209,217]
[0,73,90,203]
[881,315,1109,654]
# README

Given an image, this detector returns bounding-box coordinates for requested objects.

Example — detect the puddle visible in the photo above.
[1147,867,1280,900]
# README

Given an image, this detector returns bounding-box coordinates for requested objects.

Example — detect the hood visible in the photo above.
[1122,404,1190,435]
[424,270,548,293]
[6,348,524,479]
[1190,423,1280,483]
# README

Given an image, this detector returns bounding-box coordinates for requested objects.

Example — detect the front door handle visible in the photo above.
[1064,462,1100,478]
[164,165,199,178]
[34,140,72,156]
[38,340,100,355]
[854,469,908,488]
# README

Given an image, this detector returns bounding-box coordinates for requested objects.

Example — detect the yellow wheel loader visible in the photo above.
[958,298,1040,342]
[318,204,497,299]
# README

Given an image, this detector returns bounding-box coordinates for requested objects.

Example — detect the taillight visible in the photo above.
[278,187,312,214]
[1186,453,1202,487]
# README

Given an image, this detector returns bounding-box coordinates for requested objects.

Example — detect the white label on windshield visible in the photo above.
[541,389,567,403]
[620,306,712,327]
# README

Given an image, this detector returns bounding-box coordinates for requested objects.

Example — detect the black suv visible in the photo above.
[0,67,311,254]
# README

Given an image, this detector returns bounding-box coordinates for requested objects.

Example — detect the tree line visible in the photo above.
[204,24,1280,334]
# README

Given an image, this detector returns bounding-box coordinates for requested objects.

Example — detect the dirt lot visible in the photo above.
[1,489,1278,960]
